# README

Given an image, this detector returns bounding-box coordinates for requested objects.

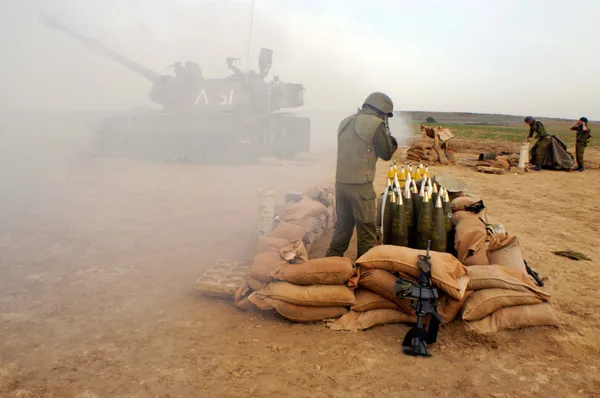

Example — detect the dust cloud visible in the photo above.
[0,1,410,375]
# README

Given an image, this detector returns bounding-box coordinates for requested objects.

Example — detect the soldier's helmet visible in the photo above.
[524,116,534,123]
[364,92,394,117]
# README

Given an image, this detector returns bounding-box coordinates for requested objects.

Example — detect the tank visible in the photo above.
[38,13,310,164]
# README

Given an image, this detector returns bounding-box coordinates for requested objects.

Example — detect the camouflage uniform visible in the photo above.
[528,120,549,167]
[326,95,398,259]
[573,124,591,169]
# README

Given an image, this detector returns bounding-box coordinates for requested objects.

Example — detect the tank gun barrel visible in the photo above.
[38,13,161,83]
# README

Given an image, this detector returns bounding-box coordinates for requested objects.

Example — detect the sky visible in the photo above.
[0,0,598,119]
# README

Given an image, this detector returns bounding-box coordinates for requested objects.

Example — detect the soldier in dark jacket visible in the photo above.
[326,92,398,259]
[569,117,591,172]
[525,116,549,171]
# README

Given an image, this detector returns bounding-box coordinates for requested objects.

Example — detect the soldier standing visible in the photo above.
[569,117,591,172]
[525,116,550,171]
[326,92,398,259]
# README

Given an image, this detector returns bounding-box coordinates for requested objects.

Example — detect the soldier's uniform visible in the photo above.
[527,119,549,169]
[326,92,398,259]
[570,119,591,171]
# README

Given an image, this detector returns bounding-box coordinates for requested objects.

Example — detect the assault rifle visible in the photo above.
[394,240,443,357]
[524,259,544,287]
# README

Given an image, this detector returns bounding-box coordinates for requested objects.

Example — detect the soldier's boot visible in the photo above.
[532,165,541,171]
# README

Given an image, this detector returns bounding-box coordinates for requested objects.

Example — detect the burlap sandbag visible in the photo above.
[279,240,309,264]
[487,236,526,274]
[462,241,490,266]
[288,216,323,245]
[257,236,291,254]
[270,257,354,285]
[268,222,308,243]
[437,290,473,324]
[491,158,510,170]
[428,149,440,162]
[304,184,335,208]
[250,251,289,283]
[234,278,255,310]
[328,309,417,331]
[278,196,328,222]
[247,276,265,292]
[453,210,489,264]
[358,268,416,314]
[465,302,559,334]
[466,265,550,299]
[255,281,356,307]
[462,288,545,321]
[357,245,470,300]
[351,289,399,312]
[450,196,479,212]
[435,146,449,165]
[410,142,432,151]
[248,294,347,322]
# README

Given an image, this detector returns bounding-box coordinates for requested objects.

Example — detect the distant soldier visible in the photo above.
[569,117,591,172]
[525,116,550,171]
[326,92,398,259]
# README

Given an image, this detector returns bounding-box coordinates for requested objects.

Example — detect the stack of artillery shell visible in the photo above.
[380,167,455,253]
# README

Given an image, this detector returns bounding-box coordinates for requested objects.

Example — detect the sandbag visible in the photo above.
[410,142,432,151]
[270,257,354,285]
[491,158,510,170]
[287,216,324,245]
[462,288,545,321]
[453,210,489,263]
[358,268,415,313]
[487,236,526,274]
[278,196,328,222]
[346,265,361,290]
[255,281,356,307]
[234,278,255,310]
[357,245,470,300]
[257,236,291,254]
[462,241,490,266]
[435,146,449,165]
[428,149,439,162]
[465,302,559,333]
[304,185,335,208]
[328,309,417,331]
[248,294,347,322]
[466,265,550,299]
[247,276,265,292]
[268,222,308,243]
[351,289,399,312]
[450,196,479,212]
[279,240,309,264]
[437,290,473,324]
[250,251,289,283]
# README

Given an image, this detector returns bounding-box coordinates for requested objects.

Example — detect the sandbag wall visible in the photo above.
[235,185,360,322]
[450,196,559,333]
[329,245,472,331]
[233,185,558,335]
[407,142,455,165]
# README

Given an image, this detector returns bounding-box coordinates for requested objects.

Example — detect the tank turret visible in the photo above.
[38,12,310,164]
[39,13,305,113]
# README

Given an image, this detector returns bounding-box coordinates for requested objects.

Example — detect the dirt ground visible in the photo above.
[1,115,600,398]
